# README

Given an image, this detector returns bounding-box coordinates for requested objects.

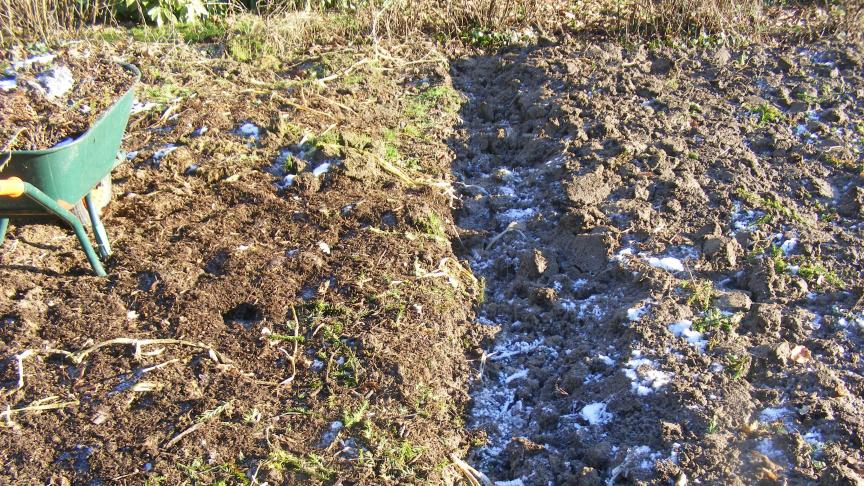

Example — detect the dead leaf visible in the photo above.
[789,345,811,364]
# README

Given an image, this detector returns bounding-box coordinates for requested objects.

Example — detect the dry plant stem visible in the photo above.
[162,421,204,449]
[279,305,302,386]
[1,396,80,426]
[449,453,492,486]
[47,337,230,365]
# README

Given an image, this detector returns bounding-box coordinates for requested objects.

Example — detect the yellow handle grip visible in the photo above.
[0,177,25,198]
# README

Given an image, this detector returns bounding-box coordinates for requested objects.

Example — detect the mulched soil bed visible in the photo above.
[0,39,482,484]
[0,44,136,151]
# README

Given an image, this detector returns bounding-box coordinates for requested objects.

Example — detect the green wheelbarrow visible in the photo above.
[0,63,140,277]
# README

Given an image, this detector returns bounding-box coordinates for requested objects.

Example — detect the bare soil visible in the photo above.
[452,39,864,484]
[0,44,135,151]
[1,29,863,486]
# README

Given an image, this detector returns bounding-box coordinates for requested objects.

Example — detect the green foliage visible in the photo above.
[745,102,785,125]
[343,400,369,428]
[735,187,805,225]
[683,279,713,311]
[798,261,844,288]
[692,308,741,333]
[266,450,335,481]
[462,26,511,49]
[227,17,272,62]
[725,353,750,380]
[416,211,446,240]
[131,18,225,42]
[118,0,212,26]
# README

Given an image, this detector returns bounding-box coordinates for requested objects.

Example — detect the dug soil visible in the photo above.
[452,39,864,484]
[0,30,863,486]
[0,45,136,151]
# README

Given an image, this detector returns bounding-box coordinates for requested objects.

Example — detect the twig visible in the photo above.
[0,396,79,427]
[449,454,492,486]
[14,350,33,390]
[163,421,204,449]
[279,306,302,386]
[47,338,230,365]
[0,127,25,172]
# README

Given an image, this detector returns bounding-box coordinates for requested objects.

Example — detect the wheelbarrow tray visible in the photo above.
[1,63,140,216]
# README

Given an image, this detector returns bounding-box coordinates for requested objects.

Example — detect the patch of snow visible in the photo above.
[598,354,615,366]
[623,352,671,395]
[803,429,823,446]
[278,174,296,188]
[668,320,707,352]
[318,241,331,254]
[756,439,786,462]
[192,126,208,137]
[499,207,536,222]
[646,256,685,272]
[53,137,74,148]
[494,479,525,486]
[318,421,343,448]
[760,407,791,422]
[13,53,55,69]
[131,100,157,114]
[152,144,178,161]
[36,66,74,99]
[505,368,529,384]
[0,77,16,91]
[312,162,331,177]
[627,302,651,321]
[612,247,634,263]
[780,238,797,255]
[237,122,260,139]
[580,402,612,425]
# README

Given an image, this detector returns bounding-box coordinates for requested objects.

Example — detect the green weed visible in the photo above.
[343,400,369,428]
[416,211,446,240]
[266,450,335,481]
[692,308,741,333]
[461,26,511,49]
[725,353,750,380]
[683,279,714,311]
[141,83,193,106]
[798,261,844,288]
[131,19,225,42]
[735,187,805,225]
[745,102,785,125]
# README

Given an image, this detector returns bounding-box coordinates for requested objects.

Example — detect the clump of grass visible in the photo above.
[416,211,446,240]
[683,279,714,311]
[404,85,462,127]
[798,261,844,288]
[692,307,741,333]
[131,19,226,43]
[343,400,369,428]
[725,353,750,380]
[745,102,785,125]
[266,450,335,481]
[735,187,806,225]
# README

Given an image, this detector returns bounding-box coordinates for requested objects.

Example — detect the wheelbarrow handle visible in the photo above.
[0,177,24,198]
[0,177,107,276]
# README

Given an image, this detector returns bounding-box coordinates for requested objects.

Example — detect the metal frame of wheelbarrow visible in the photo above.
[0,63,139,276]
[0,177,108,275]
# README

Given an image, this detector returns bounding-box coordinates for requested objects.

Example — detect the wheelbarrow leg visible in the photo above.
[85,193,111,259]
[0,178,106,276]
[0,218,8,246]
